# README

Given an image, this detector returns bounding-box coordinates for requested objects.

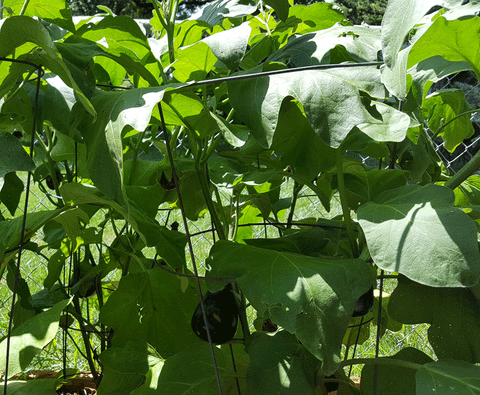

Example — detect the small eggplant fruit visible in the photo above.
[46,170,63,190]
[191,283,239,344]
[324,374,339,393]
[352,286,374,317]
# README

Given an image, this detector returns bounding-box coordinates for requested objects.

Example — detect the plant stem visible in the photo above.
[286,180,301,228]
[336,149,359,258]
[196,164,226,240]
[444,147,480,190]
[341,357,423,371]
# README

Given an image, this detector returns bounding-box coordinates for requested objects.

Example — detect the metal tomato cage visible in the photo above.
[1,56,417,395]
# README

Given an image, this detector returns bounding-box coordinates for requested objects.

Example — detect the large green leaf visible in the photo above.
[389,276,480,363]
[361,348,433,395]
[130,342,241,395]
[408,16,480,81]
[264,0,289,22]
[274,3,346,36]
[172,41,217,82]
[228,69,408,149]
[331,157,408,211]
[99,267,199,358]
[0,379,58,395]
[206,241,374,374]
[5,0,74,31]
[381,0,464,68]
[98,339,162,395]
[269,25,381,65]
[0,16,95,118]
[357,184,480,287]
[246,331,319,394]
[57,38,159,87]
[416,360,480,395]
[192,0,258,27]
[271,99,336,181]
[78,86,180,204]
[203,22,251,70]
[0,299,69,377]
[0,133,35,178]
[422,89,475,152]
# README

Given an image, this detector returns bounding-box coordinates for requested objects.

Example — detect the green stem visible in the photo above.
[214,186,229,234]
[286,180,301,229]
[151,0,167,30]
[336,149,359,258]
[19,0,30,15]
[432,108,480,139]
[341,357,422,371]
[196,164,226,240]
[444,147,480,190]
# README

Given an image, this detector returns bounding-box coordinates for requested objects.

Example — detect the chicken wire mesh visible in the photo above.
[0,71,478,375]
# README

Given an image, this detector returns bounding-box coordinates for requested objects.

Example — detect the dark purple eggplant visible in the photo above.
[352,286,374,317]
[191,283,239,344]
[324,374,339,393]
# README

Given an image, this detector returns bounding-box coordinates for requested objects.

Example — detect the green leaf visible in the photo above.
[245,227,328,255]
[60,183,187,268]
[455,175,480,206]
[360,348,433,395]
[0,133,35,178]
[246,331,319,394]
[43,250,65,289]
[203,22,251,70]
[78,86,178,204]
[192,0,258,27]
[422,89,475,152]
[0,379,58,395]
[396,129,442,184]
[57,38,158,88]
[172,41,217,82]
[0,172,23,216]
[99,267,199,358]
[264,0,289,22]
[389,276,480,363]
[131,342,241,395]
[206,241,374,374]
[98,339,161,395]
[228,69,407,149]
[77,15,151,61]
[331,157,408,211]
[381,0,429,68]
[408,16,480,81]
[416,360,480,395]
[0,299,69,377]
[275,3,346,35]
[0,16,95,118]
[271,99,336,180]
[269,25,381,65]
[357,184,480,287]
[5,0,74,31]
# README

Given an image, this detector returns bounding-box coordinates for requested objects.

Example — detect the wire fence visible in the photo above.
[0,70,479,380]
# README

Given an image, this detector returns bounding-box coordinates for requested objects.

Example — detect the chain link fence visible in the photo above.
[1,71,478,376]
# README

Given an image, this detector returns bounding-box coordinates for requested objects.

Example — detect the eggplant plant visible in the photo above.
[0,0,480,394]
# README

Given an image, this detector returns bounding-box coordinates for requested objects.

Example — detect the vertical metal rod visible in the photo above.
[3,66,42,395]
[348,315,364,378]
[229,343,242,395]
[373,271,385,395]
[157,102,224,395]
